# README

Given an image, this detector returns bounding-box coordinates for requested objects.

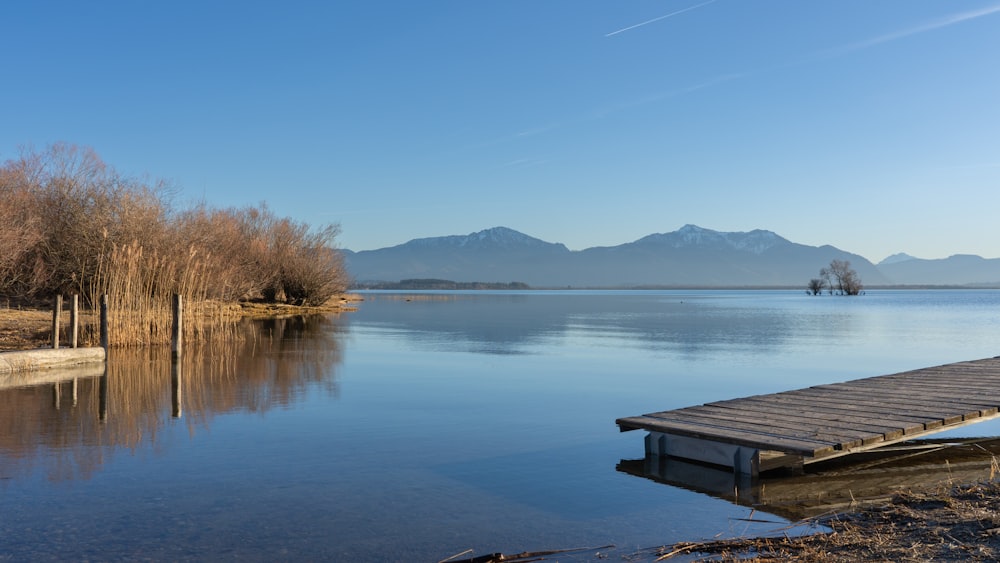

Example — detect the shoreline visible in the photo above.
[0,294,362,351]
[644,479,1000,562]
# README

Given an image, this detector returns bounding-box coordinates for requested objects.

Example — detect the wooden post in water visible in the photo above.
[99,370,108,422]
[100,295,109,354]
[171,360,183,418]
[171,293,183,360]
[70,294,79,348]
[51,294,62,349]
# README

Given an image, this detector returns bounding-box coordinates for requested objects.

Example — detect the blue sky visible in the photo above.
[3,1,999,262]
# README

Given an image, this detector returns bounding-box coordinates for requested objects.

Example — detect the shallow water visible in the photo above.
[2,290,1000,561]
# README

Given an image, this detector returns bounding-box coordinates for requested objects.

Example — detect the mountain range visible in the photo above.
[342,225,1000,288]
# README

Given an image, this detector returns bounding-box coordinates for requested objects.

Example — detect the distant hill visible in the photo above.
[344,225,892,288]
[877,254,1000,286]
[879,252,918,265]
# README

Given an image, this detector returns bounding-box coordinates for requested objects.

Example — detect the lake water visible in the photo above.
[3,290,1000,561]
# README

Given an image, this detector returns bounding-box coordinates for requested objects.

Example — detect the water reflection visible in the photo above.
[358,291,809,356]
[0,314,347,483]
[618,437,1000,521]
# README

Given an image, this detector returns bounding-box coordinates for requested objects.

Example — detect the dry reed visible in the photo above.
[0,143,350,347]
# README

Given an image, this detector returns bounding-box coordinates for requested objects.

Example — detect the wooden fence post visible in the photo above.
[171,293,183,360]
[70,294,79,348]
[100,295,109,354]
[51,294,62,349]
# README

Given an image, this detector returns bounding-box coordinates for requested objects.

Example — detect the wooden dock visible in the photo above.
[617,356,1000,475]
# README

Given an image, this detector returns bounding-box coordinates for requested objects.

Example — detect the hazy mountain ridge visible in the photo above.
[877,254,1000,286]
[635,224,786,254]
[404,226,569,251]
[343,226,1000,288]
[879,252,917,265]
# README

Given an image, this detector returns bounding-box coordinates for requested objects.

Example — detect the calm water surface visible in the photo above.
[3,290,1000,561]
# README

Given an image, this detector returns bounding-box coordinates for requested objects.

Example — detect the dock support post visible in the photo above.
[100,295,109,355]
[171,293,182,360]
[70,294,79,348]
[51,295,62,349]
[645,431,761,476]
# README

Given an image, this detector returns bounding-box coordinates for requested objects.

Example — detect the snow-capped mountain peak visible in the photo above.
[638,225,786,254]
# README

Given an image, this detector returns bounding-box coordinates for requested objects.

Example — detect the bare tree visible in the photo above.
[0,144,349,307]
[819,259,863,296]
[807,278,825,295]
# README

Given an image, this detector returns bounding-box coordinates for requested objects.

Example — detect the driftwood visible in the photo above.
[438,544,614,563]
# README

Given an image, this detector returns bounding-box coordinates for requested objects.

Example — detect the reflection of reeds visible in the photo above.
[0,314,347,482]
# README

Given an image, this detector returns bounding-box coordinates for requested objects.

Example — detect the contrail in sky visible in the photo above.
[820,2,1000,57]
[484,2,1000,156]
[605,0,716,37]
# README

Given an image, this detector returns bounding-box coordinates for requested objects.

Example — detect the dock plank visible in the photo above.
[807,385,999,415]
[679,404,910,441]
[645,408,870,449]
[776,389,975,424]
[712,395,939,431]
[618,356,1000,471]
[617,415,837,457]
[712,394,948,429]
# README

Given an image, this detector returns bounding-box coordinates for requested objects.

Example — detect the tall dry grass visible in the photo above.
[0,143,349,346]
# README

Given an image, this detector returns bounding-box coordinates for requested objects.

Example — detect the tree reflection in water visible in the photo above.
[0,314,347,483]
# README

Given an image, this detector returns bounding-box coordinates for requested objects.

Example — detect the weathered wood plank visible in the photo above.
[616,415,836,457]
[836,378,1000,398]
[881,376,1000,391]
[645,408,870,449]
[718,395,943,431]
[802,384,994,409]
[816,382,1000,415]
[807,384,1000,416]
[777,389,972,424]
[720,393,952,427]
[680,404,909,442]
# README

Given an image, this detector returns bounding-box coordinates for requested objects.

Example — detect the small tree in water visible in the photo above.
[807,278,825,295]
[819,259,863,295]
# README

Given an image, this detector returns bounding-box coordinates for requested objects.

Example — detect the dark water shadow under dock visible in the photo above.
[618,437,1000,522]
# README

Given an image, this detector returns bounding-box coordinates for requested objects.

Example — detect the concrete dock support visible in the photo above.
[646,431,762,476]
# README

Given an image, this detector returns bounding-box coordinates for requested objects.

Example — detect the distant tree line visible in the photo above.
[0,143,348,309]
[356,279,530,290]
[808,259,864,296]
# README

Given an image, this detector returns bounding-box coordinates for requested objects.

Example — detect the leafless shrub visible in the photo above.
[0,143,348,344]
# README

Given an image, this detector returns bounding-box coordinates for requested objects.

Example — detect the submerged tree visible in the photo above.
[818,259,863,296]
[807,278,825,295]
